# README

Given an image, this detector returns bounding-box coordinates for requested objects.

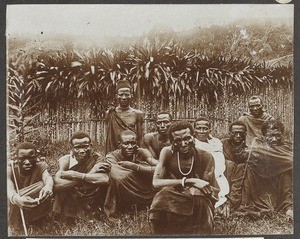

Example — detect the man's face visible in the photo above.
[71,137,92,163]
[194,120,211,141]
[249,98,263,118]
[116,88,132,108]
[17,148,37,175]
[156,114,172,134]
[230,125,246,145]
[120,134,138,158]
[265,128,283,147]
[171,128,195,154]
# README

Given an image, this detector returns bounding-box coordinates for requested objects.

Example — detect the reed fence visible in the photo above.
[34,85,293,146]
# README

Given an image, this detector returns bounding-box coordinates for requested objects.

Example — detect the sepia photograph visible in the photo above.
[6,3,294,237]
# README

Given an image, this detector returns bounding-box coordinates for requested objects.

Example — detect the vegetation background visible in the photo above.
[7,18,294,236]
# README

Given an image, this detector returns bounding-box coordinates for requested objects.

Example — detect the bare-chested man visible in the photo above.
[105,79,144,154]
[142,112,172,159]
[150,121,219,235]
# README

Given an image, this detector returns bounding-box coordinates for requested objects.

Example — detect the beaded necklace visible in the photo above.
[177,152,194,176]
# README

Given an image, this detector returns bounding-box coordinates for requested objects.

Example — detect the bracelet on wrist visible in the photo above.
[181,177,187,187]
[81,173,86,181]
[10,193,18,205]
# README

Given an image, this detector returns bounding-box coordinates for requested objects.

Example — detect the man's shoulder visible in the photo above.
[144,132,157,139]
[221,138,229,144]
[58,154,72,162]
[91,152,105,162]
[238,113,250,121]
[133,108,144,116]
[137,147,151,156]
[209,135,222,145]
[261,112,274,120]
[195,147,214,160]
[106,149,122,159]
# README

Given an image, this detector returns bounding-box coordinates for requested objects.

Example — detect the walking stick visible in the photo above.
[10,161,28,236]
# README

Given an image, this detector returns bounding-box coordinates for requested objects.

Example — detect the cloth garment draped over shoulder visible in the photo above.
[238,112,273,145]
[53,153,107,221]
[8,161,51,228]
[105,108,137,154]
[104,148,155,217]
[238,137,292,218]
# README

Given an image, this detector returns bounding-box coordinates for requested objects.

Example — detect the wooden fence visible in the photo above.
[33,85,293,146]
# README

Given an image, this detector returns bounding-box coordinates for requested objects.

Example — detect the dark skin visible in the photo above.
[54,137,110,191]
[7,148,54,209]
[105,87,144,146]
[229,125,247,146]
[153,128,211,195]
[249,98,263,118]
[194,120,211,142]
[117,133,158,176]
[143,113,171,159]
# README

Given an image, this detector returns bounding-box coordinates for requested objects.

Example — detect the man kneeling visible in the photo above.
[150,121,219,235]
[7,142,54,234]
[53,132,110,221]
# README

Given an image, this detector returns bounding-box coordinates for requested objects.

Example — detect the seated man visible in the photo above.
[104,130,158,217]
[221,121,249,215]
[53,131,110,221]
[194,116,229,208]
[7,142,53,234]
[150,121,219,235]
[239,119,293,218]
[143,112,172,159]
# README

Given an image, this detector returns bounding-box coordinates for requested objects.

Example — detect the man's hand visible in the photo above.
[118,161,138,171]
[14,195,39,209]
[190,178,210,190]
[60,170,80,180]
[90,162,111,173]
[38,185,53,203]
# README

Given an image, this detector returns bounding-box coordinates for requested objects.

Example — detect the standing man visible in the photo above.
[142,112,172,159]
[194,116,229,208]
[53,131,110,221]
[105,79,144,154]
[238,95,274,145]
[221,121,249,216]
[104,130,157,217]
[7,142,54,233]
[150,121,219,235]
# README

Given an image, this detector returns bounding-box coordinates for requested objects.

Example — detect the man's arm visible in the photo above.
[7,162,39,208]
[118,149,158,176]
[54,158,109,191]
[143,134,158,159]
[143,148,158,166]
[38,169,54,201]
[136,110,144,146]
[60,164,110,185]
[53,157,79,191]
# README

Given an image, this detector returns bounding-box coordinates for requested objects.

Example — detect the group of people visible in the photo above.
[8,79,293,235]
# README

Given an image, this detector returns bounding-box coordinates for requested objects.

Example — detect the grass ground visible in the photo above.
[8,141,294,237]
[10,209,293,237]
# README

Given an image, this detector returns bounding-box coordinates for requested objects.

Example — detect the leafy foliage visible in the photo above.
[8,39,293,114]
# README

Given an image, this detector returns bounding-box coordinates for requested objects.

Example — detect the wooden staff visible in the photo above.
[10,161,28,236]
